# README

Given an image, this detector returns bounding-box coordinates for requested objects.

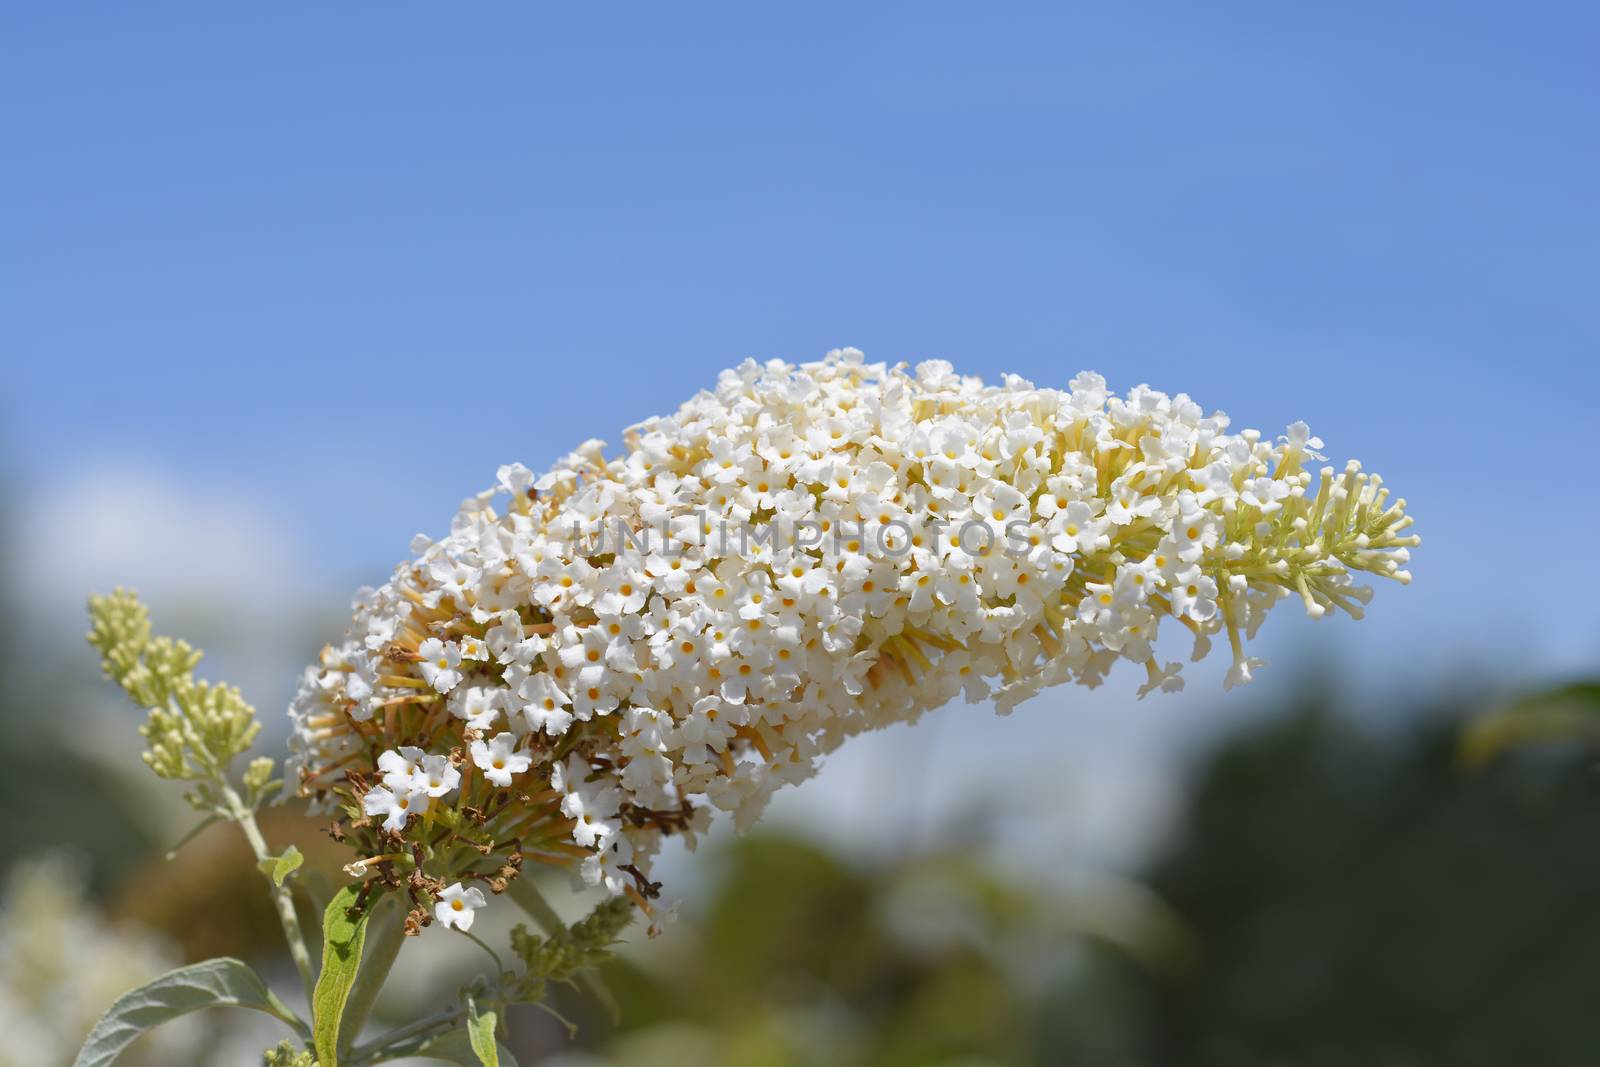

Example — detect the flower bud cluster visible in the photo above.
[89,589,262,807]
[261,1041,314,1067]
[290,350,1417,918]
[504,895,635,1004]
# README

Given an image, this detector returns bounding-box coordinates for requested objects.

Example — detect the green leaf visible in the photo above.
[503,878,619,1022]
[412,1029,519,1067]
[74,957,305,1067]
[259,845,304,887]
[466,997,499,1067]
[338,895,405,1059]
[312,886,371,1067]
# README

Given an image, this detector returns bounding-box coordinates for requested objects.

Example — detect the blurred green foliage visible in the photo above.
[1044,688,1600,1067]
[581,836,1083,1067]
[0,551,157,896]
[522,681,1600,1067]
[1459,681,1600,768]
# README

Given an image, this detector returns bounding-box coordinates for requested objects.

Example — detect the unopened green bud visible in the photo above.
[261,1040,314,1067]
[87,589,261,787]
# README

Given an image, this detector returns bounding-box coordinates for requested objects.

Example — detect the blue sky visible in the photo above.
[6,2,1599,697]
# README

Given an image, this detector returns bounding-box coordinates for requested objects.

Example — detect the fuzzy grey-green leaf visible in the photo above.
[465,997,499,1067]
[73,957,305,1067]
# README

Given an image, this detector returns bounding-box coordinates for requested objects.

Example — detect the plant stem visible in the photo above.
[458,929,506,975]
[222,784,317,1005]
[347,1005,465,1065]
[338,894,407,1057]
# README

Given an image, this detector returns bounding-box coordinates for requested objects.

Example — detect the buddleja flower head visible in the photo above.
[290,349,1417,928]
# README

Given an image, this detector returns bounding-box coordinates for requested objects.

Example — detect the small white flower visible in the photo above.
[417,753,460,798]
[1281,421,1325,461]
[517,671,574,736]
[552,753,622,848]
[1137,660,1185,699]
[1224,656,1267,691]
[497,462,535,497]
[435,882,487,931]
[1241,476,1290,515]
[449,685,503,732]
[377,746,426,792]
[363,785,427,833]
[1048,501,1105,555]
[416,638,463,694]
[470,732,531,787]
[581,835,635,894]
[1167,566,1219,623]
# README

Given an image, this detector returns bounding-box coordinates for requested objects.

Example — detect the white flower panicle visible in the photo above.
[290,349,1417,924]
